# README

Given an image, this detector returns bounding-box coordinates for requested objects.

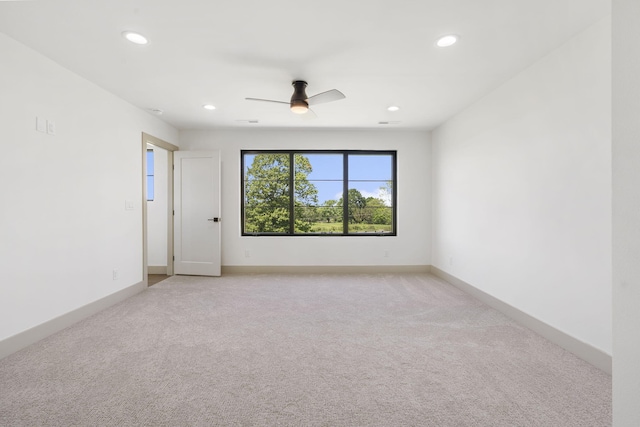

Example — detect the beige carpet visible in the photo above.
[0,273,611,426]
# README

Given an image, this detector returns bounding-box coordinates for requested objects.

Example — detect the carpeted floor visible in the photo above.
[0,273,611,426]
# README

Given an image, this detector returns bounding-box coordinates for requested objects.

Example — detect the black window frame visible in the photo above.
[241,150,397,236]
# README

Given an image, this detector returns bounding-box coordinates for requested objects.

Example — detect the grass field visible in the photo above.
[307,222,392,234]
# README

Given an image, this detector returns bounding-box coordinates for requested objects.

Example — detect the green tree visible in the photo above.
[324,199,340,222]
[293,156,319,231]
[244,154,317,233]
[366,197,392,225]
[342,188,367,224]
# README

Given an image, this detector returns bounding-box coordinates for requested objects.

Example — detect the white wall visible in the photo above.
[612,0,640,424]
[431,18,612,354]
[0,33,178,342]
[146,145,168,268]
[179,129,431,268]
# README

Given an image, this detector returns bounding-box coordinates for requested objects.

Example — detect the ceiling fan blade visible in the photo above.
[245,97,289,105]
[299,108,317,120]
[307,89,345,106]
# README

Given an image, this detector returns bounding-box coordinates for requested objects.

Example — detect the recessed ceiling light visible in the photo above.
[203,104,216,110]
[435,34,458,48]
[122,31,148,45]
[387,106,400,112]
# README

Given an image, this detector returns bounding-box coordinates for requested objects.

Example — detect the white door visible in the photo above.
[174,151,221,276]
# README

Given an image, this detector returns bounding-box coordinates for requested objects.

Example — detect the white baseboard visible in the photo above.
[148,266,168,275]
[0,281,146,360]
[430,266,612,374]
[222,265,431,275]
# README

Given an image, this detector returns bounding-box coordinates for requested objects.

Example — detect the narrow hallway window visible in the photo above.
[146,149,155,201]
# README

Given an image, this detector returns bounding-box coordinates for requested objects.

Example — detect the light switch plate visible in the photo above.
[125,200,134,211]
[36,117,46,132]
[46,120,56,135]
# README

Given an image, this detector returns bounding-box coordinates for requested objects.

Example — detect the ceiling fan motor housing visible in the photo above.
[290,80,309,113]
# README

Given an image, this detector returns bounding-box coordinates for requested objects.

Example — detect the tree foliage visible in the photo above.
[244,154,317,233]
[320,199,342,223]
[345,188,367,223]
[336,189,392,225]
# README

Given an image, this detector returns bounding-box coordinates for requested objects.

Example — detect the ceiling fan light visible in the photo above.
[436,34,458,47]
[290,100,309,114]
[122,31,148,45]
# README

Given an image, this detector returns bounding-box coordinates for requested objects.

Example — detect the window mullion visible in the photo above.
[289,152,295,235]
[343,153,349,235]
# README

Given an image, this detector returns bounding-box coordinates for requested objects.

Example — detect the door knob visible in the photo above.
[208,217,220,222]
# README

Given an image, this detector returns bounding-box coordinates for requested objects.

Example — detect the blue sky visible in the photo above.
[244,153,393,205]
[146,150,155,201]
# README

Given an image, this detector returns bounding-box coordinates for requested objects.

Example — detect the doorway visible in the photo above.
[142,133,179,286]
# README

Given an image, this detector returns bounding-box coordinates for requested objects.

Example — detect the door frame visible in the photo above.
[142,132,179,285]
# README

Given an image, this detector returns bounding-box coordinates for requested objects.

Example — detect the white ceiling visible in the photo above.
[0,0,609,130]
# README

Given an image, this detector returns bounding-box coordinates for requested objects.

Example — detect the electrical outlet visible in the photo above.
[449,257,453,266]
[112,270,119,280]
[244,250,251,258]
[384,251,389,258]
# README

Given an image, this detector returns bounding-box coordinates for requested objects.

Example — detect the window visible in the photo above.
[242,150,396,236]
[146,149,154,201]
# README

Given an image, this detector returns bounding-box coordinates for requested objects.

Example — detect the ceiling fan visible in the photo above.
[246,81,345,115]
